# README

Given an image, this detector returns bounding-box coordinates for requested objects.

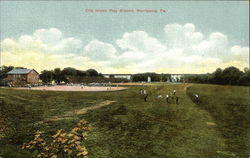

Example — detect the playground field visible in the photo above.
[0,83,249,158]
[15,85,127,92]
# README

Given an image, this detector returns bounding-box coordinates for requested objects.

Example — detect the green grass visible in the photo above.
[186,84,249,158]
[0,84,249,158]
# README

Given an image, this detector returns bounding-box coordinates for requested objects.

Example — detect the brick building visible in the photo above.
[6,68,39,84]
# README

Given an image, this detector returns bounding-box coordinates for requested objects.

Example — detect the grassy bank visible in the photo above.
[186,84,249,158]
[0,84,249,157]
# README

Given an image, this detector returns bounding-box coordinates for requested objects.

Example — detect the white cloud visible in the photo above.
[84,40,117,61]
[116,31,166,54]
[230,45,249,62]
[33,28,63,44]
[164,23,204,48]
[1,24,249,74]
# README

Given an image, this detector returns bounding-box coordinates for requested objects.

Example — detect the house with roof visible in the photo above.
[6,68,39,84]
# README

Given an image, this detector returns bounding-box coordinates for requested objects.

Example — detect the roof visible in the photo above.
[7,69,34,75]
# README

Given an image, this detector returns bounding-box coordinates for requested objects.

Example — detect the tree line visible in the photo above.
[0,66,103,84]
[182,66,250,86]
[0,65,249,86]
[39,67,103,83]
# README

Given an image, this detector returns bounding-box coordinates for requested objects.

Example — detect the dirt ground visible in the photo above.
[15,85,127,92]
[36,100,116,124]
[113,82,154,86]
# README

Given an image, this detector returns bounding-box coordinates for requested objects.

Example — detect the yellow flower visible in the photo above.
[74,136,81,141]
[77,151,88,157]
[61,133,66,137]
[67,149,72,154]
[64,145,68,148]
[52,129,63,138]
[44,147,49,151]
[75,141,81,145]
[37,138,43,142]
[64,148,69,152]
[51,155,57,158]
[67,133,74,137]
[71,127,80,133]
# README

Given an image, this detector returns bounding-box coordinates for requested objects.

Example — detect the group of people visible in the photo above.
[163,90,179,104]
[139,88,200,104]
[139,89,148,102]
[139,89,180,104]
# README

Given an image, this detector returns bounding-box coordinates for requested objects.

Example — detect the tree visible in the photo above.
[39,70,53,83]
[62,67,78,76]
[221,66,243,85]
[243,67,249,73]
[0,66,14,80]
[239,68,250,85]
[53,68,64,83]
[76,70,87,77]
[212,68,223,84]
[86,69,98,76]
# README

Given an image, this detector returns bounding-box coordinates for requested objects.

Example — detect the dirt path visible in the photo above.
[36,100,116,124]
[183,84,193,91]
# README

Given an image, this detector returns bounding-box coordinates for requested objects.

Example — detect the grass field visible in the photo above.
[0,83,249,158]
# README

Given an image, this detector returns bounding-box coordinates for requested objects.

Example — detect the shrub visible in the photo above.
[22,120,91,158]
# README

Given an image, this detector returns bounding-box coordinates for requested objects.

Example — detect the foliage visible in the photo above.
[0,65,14,80]
[39,68,103,83]
[183,66,249,86]
[39,70,54,83]
[22,120,90,158]
[0,144,35,158]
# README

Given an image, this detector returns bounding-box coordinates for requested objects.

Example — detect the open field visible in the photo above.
[14,85,127,92]
[0,83,249,158]
[113,82,155,86]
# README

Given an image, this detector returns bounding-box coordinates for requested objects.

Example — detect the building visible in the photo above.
[103,73,202,82]
[6,68,39,84]
[103,74,132,80]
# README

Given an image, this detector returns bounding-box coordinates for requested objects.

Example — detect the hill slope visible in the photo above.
[0,84,249,158]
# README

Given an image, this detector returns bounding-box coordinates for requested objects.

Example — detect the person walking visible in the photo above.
[195,94,199,103]
[176,97,179,104]
[173,90,176,95]
[166,94,169,103]
[139,89,143,95]
[144,94,148,102]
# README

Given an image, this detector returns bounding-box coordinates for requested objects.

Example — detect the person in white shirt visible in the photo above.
[173,90,176,95]
[157,95,162,99]
[195,94,199,103]
[166,94,169,103]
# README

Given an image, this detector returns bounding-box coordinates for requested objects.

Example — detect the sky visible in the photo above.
[0,1,249,74]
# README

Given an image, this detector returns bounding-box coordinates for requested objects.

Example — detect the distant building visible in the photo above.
[103,74,132,81]
[102,73,204,82]
[147,76,151,82]
[6,68,39,84]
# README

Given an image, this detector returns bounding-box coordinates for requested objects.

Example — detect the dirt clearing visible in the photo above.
[15,85,127,92]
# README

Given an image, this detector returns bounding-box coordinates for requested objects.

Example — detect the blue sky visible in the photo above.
[0,1,249,73]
